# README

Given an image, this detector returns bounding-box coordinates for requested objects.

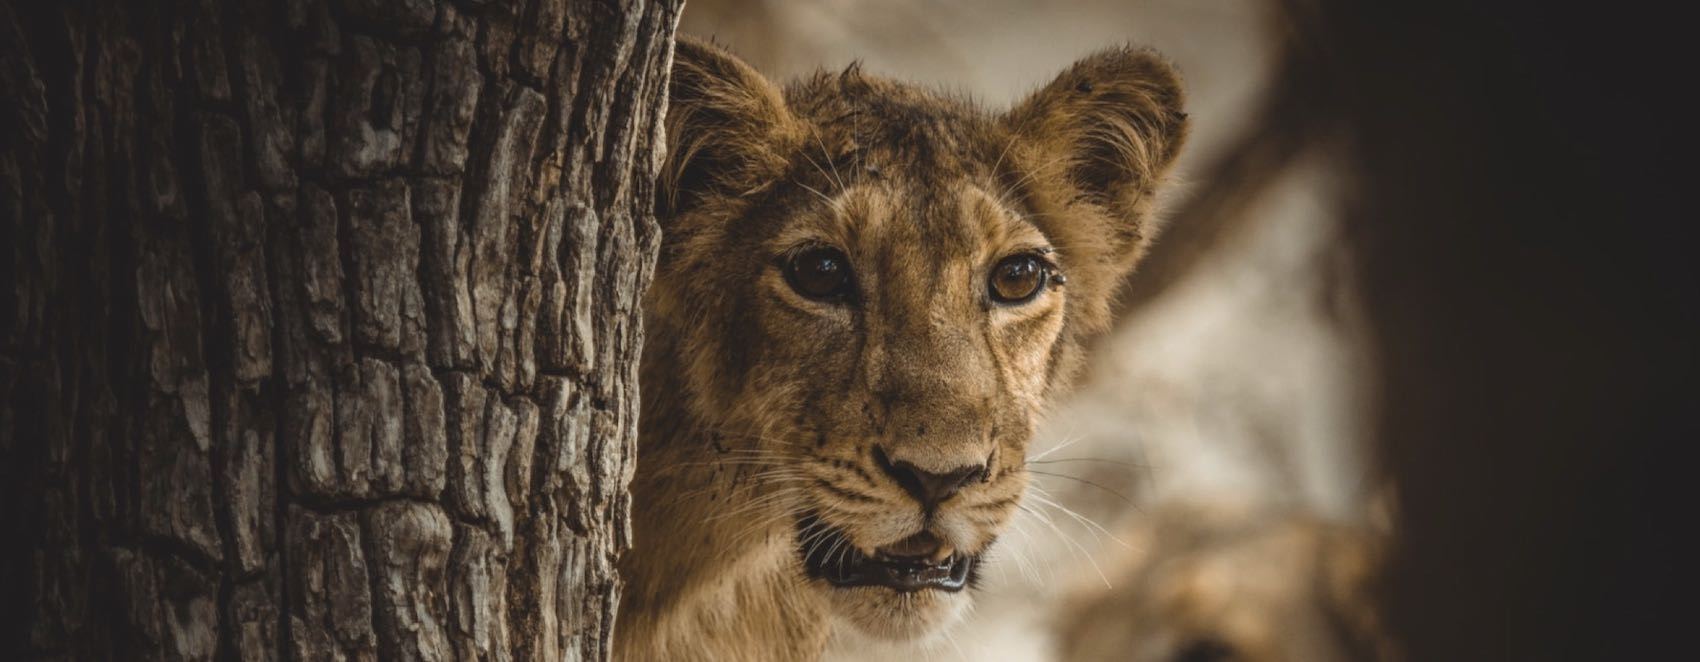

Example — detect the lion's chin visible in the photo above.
[819,583,973,641]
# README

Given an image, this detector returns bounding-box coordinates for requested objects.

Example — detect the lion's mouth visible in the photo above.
[796,513,975,592]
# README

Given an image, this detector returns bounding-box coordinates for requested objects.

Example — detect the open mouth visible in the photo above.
[796,513,976,592]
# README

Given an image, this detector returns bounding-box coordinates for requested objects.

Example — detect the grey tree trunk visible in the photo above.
[1,0,679,659]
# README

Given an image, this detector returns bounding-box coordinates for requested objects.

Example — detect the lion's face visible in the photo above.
[752,180,1062,638]
[648,37,1187,641]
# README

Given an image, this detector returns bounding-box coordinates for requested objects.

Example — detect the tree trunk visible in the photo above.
[1,0,679,659]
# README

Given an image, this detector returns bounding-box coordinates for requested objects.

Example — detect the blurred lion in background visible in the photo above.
[1054,501,1392,662]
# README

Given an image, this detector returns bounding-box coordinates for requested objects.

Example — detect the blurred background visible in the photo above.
[683,1,1387,660]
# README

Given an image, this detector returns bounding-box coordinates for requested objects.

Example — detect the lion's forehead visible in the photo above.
[787,68,999,170]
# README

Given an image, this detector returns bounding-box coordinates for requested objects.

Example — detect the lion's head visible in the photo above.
[644,37,1187,641]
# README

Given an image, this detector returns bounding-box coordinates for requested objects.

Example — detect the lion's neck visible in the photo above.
[615,352,831,660]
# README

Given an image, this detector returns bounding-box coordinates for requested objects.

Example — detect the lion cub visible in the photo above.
[615,37,1189,660]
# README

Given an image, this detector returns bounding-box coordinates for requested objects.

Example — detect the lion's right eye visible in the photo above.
[785,246,854,301]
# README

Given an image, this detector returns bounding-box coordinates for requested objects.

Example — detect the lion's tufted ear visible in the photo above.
[1001,47,1188,330]
[662,37,797,217]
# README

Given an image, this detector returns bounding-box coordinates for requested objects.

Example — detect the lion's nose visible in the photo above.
[873,446,989,511]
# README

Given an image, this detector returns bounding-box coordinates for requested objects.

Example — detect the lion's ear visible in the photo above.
[663,37,796,216]
[1001,47,1188,295]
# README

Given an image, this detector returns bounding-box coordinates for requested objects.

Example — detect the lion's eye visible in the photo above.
[989,253,1050,304]
[785,246,854,300]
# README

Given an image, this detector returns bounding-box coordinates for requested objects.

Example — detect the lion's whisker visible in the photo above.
[1019,500,1111,589]
[1026,431,1088,462]
[808,124,848,194]
[1027,485,1128,548]
[1026,456,1146,468]
[1005,517,1046,585]
[1027,469,1136,505]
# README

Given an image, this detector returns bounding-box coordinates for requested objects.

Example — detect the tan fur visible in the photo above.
[616,37,1189,660]
[1054,503,1394,662]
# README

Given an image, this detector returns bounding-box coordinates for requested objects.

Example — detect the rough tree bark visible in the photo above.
[1,0,680,659]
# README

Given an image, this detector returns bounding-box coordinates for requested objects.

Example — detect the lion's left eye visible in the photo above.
[989,254,1051,304]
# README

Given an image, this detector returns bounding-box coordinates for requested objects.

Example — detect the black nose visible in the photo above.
[873,446,988,510]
